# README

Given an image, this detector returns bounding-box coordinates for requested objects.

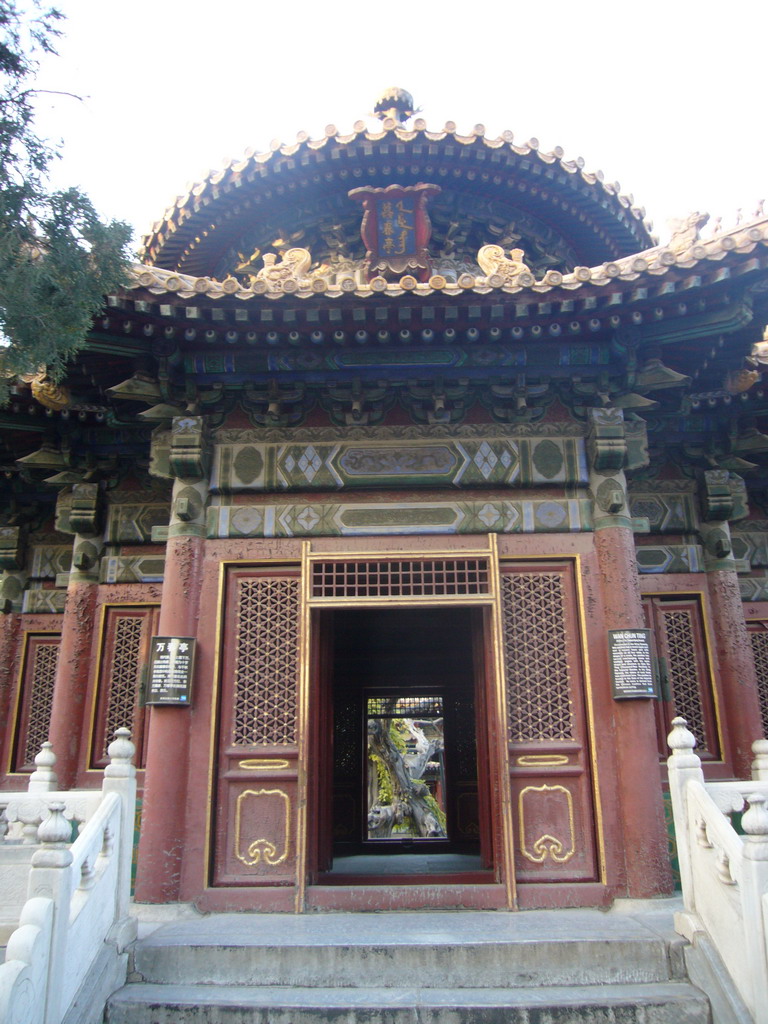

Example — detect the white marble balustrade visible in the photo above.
[0,729,137,1024]
[668,717,768,1024]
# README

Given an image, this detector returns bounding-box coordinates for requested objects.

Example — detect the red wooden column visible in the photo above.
[0,599,20,767]
[47,484,104,787]
[135,416,209,903]
[588,409,672,897]
[698,471,762,776]
[707,568,761,774]
[0,526,26,763]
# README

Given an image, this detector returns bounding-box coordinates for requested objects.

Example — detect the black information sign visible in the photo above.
[145,636,196,706]
[608,629,658,700]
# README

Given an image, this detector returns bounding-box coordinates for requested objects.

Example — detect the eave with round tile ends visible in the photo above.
[130,216,768,307]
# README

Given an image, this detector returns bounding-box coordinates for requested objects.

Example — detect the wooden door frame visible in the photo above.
[296,537,516,910]
[308,604,493,876]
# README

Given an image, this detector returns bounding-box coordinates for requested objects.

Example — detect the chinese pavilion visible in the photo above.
[1,89,767,912]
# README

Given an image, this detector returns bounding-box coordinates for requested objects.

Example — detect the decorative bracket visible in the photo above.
[587,407,627,473]
[699,469,734,522]
[169,416,211,481]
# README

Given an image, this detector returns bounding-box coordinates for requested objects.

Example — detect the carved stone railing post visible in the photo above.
[135,415,209,902]
[27,741,58,794]
[28,801,73,1024]
[752,738,768,781]
[101,727,137,933]
[698,470,762,776]
[666,716,705,912]
[588,407,671,896]
[740,792,768,1022]
[47,483,105,787]
[17,742,61,843]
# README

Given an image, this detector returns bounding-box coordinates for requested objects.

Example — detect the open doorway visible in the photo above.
[315,606,494,882]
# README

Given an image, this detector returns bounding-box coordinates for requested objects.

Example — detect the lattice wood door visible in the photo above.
[90,605,158,770]
[213,566,301,886]
[12,633,61,772]
[501,563,598,883]
[643,596,720,760]
[746,620,768,738]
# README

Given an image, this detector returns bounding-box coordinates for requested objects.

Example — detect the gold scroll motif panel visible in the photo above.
[213,567,301,886]
[210,436,588,493]
[234,789,291,868]
[500,563,599,882]
[518,784,576,864]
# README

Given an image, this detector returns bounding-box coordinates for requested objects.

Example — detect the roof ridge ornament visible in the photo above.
[477,245,534,286]
[238,248,312,290]
[666,211,709,253]
[372,87,418,126]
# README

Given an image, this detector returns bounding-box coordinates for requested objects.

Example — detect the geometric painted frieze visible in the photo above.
[100,555,166,584]
[635,544,703,574]
[740,575,768,603]
[210,437,587,493]
[105,503,170,544]
[184,344,611,378]
[628,491,699,533]
[29,545,72,580]
[22,588,68,614]
[208,498,592,539]
[731,531,768,569]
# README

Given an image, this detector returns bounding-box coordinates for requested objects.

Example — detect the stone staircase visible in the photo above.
[105,906,711,1023]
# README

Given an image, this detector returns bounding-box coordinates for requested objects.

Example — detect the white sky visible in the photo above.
[29,0,768,255]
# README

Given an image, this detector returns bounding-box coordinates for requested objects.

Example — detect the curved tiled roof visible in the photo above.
[141,117,655,276]
[130,217,768,303]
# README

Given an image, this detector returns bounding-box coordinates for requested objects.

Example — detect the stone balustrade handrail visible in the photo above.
[0,729,137,1024]
[668,717,768,1024]
[703,779,768,817]
[1,791,103,845]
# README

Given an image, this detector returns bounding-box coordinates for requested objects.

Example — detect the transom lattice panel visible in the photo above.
[233,576,300,746]
[367,695,443,717]
[22,641,60,767]
[311,559,490,600]
[101,614,144,759]
[749,628,768,737]
[501,571,574,741]
[662,609,709,752]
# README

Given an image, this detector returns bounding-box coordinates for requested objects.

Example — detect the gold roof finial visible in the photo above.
[373,87,417,125]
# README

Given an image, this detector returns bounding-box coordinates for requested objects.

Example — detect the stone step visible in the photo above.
[105,981,711,1024]
[130,910,681,989]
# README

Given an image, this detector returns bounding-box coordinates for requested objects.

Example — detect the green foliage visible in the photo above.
[370,753,394,805]
[0,1,131,399]
[389,717,407,754]
[424,790,447,831]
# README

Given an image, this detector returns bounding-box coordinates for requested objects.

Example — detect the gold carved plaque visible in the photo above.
[516,754,569,767]
[238,759,290,770]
